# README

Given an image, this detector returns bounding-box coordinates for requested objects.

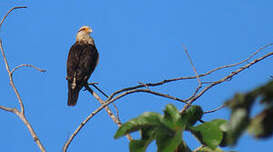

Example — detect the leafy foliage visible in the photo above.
[223,80,273,145]
[115,104,188,152]
[189,119,227,149]
[115,104,227,152]
[114,80,273,152]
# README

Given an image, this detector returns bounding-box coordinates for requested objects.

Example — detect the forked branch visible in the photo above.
[0,7,46,152]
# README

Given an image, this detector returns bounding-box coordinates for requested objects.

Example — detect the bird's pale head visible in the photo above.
[78,26,93,34]
[76,26,94,44]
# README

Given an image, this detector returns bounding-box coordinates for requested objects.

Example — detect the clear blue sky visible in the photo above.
[0,1,273,152]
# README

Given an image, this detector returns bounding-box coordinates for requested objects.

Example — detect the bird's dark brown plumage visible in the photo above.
[66,41,99,106]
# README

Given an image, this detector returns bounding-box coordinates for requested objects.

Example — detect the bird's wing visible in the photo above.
[67,42,83,80]
[76,45,99,83]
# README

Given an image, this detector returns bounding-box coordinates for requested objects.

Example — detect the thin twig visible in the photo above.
[112,103,121,122]
[0,6,46,152]
[138,81,150,89]
[11,64,46,75]
[182,45,202,102]
[115,89,186,103]
[0,6,27,28]
[63,97,119,152]
[63,89,180,151]
[63,87,186,151]
[89,83,122,128]
[85,85,133,141]
[90,83,109,98]
[183,44,201,85]
[106,43,273,101]
[84,84,129,130]
[180,51,273,114]
[184,86,202,102]
[0,42,46,152]
[0,105,15,112]
[204,104,226,114]
[1,39,25,113]
[63,84,134,151]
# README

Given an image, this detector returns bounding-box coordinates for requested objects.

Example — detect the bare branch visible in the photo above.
[138,81,150,89]
[0,105,16,113]
[1,38,25,114]
[90,83,109,98]
[0,6,27,28]
[106,43,273,102]
[63,87,183,151]
[112,89,186,103]
[89,83,122,129]
[204,104,226,114]
[184,85,202,102]
[182,44,203,102]
[180,51,273,113]
[0,6,46,152]
[62,84,134,151]
[11,64,46,75]
[84,85,127,128]
[183,44,201,85]
[63,86,186,151]
[62,97,119,152]
[112,102,121,122]
[16,112,45,151]
[85,85,133,140]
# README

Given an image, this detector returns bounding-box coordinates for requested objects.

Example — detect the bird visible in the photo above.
[66,26,99,106]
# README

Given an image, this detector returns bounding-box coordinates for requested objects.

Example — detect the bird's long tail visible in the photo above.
[68,83,79,106]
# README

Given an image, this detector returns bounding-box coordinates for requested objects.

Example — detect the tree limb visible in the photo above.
[106,43,273,102]
[0,6,46,152]
[180,51,273,113]
[11,64,46,75]
[84,84,133,141]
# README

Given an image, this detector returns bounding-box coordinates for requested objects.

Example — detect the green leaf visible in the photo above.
[156,127,182,152]
[190,119,227,149]
[140,127,155,140]
[163,104,185,130]
[255,81,273,104]
[196,146,225,152]
[184,105,203,127]
[248,107,273,138]
[129,127,155,152]
[114,112,163,139]
[129,140,150,152]
[164,104,180,122]
[225,108,249,145]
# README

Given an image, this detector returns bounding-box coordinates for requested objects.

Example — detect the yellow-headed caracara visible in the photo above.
[66,26,99,106]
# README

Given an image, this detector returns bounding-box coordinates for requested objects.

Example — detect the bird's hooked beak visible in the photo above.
[86,27,92,33]
[89,28,93,33]
[79,26,93,34]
